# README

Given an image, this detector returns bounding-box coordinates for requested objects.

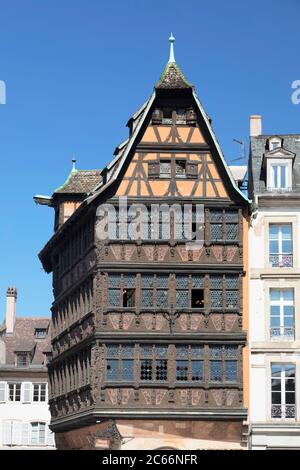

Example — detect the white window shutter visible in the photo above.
[3,420,12,445]
[47,425,55,446]
[22,423,30,445]
[0,381,6,402]
[22,382,32,403]
[12,421,22,445]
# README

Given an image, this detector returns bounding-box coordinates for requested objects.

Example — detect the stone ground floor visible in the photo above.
[54,418,247,450]
[249,423,300,450]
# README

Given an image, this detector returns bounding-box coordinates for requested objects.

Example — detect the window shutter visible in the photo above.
[0,381,6,402]
[148,161,160,178]
[186,161,198,179]
[47,425,55,446]
[12,421,22,445]
[22,423,30,445]
[22,382,32,403]
[3,420,12,445]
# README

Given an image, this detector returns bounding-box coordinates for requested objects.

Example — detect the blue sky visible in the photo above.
[0,0,299,322]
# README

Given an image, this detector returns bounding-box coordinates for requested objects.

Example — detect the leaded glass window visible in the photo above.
[141,274,153,307]
[108,274,137,308]
[226,290,238,308]
[140,359,152,381]
[192,276,204,288]
[140,344,168,382]
[210,345,238,383]
[106,344,134,381]
[108,274,121,307]
[176,360,188,381]
[156,274,169,308]
[176,275,206,309]
[156,360,168,381]
[211,290,222,308]
[176,275,189,308]
[210,209,239,242]
[210,275,239,310]
[123,274,136,288]
[175,345,204,382]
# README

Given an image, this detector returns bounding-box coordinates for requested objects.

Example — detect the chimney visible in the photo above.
[5,287,17,334]
[250,115,262,137]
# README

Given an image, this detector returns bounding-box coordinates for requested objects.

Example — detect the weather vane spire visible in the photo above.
[168,33,175,63]
[72,157,77,171]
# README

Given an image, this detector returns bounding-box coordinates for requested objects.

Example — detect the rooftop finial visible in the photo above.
[168,32,175,63]
[72,158,77,171]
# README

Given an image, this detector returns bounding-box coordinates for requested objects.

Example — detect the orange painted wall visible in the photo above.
[242,210,250,410]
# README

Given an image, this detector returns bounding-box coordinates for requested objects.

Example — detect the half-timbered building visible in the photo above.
[35,36,250,449]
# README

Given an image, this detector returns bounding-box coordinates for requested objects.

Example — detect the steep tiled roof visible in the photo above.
[2,318,51,367]
[155,62,193,89]
[55,169,102,194]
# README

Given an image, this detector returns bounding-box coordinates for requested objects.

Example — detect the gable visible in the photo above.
[86,83,249,207]
[116,150,228,198]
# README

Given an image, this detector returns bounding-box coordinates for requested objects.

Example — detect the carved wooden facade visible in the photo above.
[38,58,249,448]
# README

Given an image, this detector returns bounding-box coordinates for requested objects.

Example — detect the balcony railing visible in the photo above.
[269,254,293,268]
[267,187,293,193]
[270,326,295,340]
[271,404,295,419]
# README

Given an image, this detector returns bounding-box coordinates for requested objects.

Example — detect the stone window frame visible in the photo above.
[264,215,297,271]
[264,279,300,345]
[265,356,300,422]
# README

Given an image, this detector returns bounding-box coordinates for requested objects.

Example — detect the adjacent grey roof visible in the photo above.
[249,134,300,197]
[54,169,102,194]
[1,318,51,367]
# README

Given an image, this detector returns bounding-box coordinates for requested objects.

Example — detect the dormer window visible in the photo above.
[269,138,282,151]
[264,143,294,192]
[16,352,29,368]
[271,163,288,190]
[35,328,47,339]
